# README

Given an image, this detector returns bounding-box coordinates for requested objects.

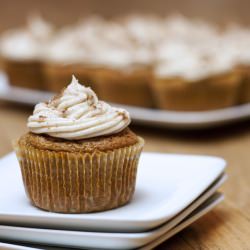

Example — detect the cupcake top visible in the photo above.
[45,29,90,63]
[155,41,236,80]
[27,76,131,140]
[0,15,53,60]
[222,25,250,65]
[124,15,165,48]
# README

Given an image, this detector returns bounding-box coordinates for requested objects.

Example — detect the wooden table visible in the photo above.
[0,101,250,249]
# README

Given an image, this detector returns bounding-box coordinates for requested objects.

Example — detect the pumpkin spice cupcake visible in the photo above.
[14,76,144,213]
[94,46,154,108]
[43,18,105,93]
[222,26,250,104]
[152,43,241,111]
[0,15,53,90]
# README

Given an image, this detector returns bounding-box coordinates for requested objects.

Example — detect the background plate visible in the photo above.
[0,73,249,129]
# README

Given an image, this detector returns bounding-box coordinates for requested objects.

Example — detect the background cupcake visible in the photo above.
[222,25,250,104]
[152,40,241,111]
[0,15,54,90]
[14,76,144,213]
[43,17,106,93]
[94,45,154,108]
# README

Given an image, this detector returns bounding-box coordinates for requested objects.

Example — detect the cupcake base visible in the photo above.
[14,132,144,213]
[2,57,45,90]
[95,67,154,108]
[236,66,250,104]
[43,63,99,93]
[152,71,241,111]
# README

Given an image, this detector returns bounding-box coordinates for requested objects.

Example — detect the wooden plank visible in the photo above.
[157,201,250,249]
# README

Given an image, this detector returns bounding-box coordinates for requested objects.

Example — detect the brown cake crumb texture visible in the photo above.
[18,128,139,153]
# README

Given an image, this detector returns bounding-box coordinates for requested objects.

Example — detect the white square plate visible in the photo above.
[0,193,224,250]
[0,152,226,233]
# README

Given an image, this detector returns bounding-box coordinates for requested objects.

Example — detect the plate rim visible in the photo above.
[0,193,224,249]
[0,75,249,129]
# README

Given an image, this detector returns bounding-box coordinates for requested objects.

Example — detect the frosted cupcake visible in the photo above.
[14,76,144,213]
[93,45,154,108]
[152,42,241,111]
[43,18,106,93]
[43,28,94,93]
[0,15,53,90]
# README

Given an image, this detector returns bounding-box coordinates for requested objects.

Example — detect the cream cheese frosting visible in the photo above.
[28,76,131,140]
[155,40,236,80]
[45,31,90,63]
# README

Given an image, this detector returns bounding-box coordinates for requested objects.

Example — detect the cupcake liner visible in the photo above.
[14,137,144,213]
[152,71,242,111]
[240,79,250,103]
[95,68,154,108]
[236,66,250,103]
[2,57,45,90]
[43,63,99,93]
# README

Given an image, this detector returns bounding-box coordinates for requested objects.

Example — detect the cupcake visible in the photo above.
[72,16,155,108]
[14,76,144,213]
[0,15,53,90]
[152,42,241,111]
[222,25,250,104]
[237,66,250,104]
[43,17,106,93]
[93,45,154,108]
[43,29,94,93]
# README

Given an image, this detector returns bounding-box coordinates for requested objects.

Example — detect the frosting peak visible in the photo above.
[28,76,131,140]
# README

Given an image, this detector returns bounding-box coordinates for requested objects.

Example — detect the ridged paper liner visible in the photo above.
[43,63,98,93]
[94,68,154,108]
[14,138,144,213]
[2,57,44,90]
[235,66,250,103]
[152,71,241,111]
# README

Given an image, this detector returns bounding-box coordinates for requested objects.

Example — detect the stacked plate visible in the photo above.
[0,152,226,250]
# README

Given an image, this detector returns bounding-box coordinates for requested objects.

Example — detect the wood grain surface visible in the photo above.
[0,101,249,249]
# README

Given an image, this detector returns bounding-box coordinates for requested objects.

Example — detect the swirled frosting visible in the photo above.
[27,76,131,140]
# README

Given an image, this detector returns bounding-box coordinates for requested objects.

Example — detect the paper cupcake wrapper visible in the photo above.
[94,69,154,108]
[152,71,241,111]
[236,67,250,103]
[2,57,44,90]
[44,63,98,93]
[14,138,144,213]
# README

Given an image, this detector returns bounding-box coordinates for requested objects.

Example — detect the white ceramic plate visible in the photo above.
[0,74,249,129]
[0,152,226,233]
[0,193,223,250]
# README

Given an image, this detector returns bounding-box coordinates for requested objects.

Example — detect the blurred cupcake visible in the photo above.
[93,45,154,108]
[43,29,93,93]
[152,42,241,111]
[43,17,106,93]
[236,66,250,104]
[14,76,144,213]
[0,15,53,90]
[223,25,250,104]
